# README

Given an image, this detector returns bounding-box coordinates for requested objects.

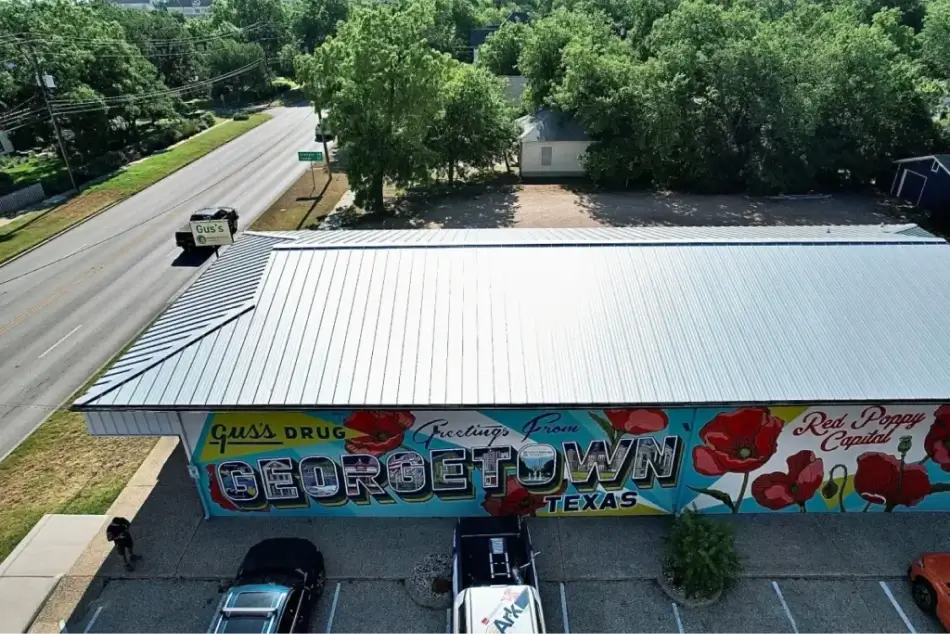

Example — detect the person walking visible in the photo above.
[105,517,142,571]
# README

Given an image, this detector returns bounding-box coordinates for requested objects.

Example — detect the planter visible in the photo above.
[657,566,723,608]
[405,553,454,610]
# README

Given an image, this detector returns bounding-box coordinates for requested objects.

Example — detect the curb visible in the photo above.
[23,573,65,634]
[0,198,125,271]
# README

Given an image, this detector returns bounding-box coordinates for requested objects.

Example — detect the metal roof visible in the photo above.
[76,225,950,410]
[518,110,590,143]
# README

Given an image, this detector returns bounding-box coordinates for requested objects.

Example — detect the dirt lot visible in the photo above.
[336,183,920,230]
[249,168,349,232]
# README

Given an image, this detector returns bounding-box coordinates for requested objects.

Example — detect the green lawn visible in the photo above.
[0,113,270,265]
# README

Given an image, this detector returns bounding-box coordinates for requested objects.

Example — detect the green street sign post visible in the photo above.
[299,151,325,189]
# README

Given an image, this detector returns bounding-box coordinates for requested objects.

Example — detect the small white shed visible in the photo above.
[517,110,591,178]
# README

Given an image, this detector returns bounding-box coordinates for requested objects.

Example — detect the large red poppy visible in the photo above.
[692,408,784,476]
[604,409,669,435]
[925,406,950,472]
[344,411,415,456]
[854,452,931,509]
[482,476,548,517]
[750,450,824,510]
[206,464,239,512]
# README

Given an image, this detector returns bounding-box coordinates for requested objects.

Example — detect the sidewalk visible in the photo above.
[23,437,950,631]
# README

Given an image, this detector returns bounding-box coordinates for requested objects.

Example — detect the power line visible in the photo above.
[0,22,271,49]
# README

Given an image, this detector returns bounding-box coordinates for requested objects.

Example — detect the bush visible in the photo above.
[200,111,217,128]
[232,111,250,121]
[179,119,199,139]
[663,510,740,600]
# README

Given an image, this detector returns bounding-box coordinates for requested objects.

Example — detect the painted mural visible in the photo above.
[192,404,950,517]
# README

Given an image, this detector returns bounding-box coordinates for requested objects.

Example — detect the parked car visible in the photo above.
[175,206,238,252]
[908,552,950,630]
[208,538,326,634]
[451,516,546,633]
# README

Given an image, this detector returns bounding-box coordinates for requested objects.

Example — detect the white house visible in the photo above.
[166,0,212,19]
[109,0,154,10]
[517,109,591,178]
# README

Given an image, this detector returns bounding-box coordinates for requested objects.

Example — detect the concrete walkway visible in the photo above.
[0,514,107,633]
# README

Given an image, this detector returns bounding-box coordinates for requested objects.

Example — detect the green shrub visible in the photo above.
[663,510,740,599]
[200,111,217,128]
[179,119,199,138]
[232,111,250,121]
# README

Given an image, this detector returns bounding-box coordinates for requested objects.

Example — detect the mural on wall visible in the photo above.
[682,405,950,513]
[191,404,950,517]
[193,409,688,517]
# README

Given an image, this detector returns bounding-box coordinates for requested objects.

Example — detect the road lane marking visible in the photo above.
[325,582,341,634]
[772,581,799,634]
[671,602,684,634]
[83,605,104,633]
[880,581,917,633]
[560,581,571,634]
[38,324,82,359]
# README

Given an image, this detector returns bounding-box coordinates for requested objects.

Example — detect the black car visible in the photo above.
[208,538,326,634]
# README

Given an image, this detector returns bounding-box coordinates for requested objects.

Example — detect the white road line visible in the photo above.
[325,582,341,634]
[671,602,684,634]
[772,581,799,634]
[83,605,104,633]
[559,582,571,634]
[880,581,917,633]
[38,324,82,359]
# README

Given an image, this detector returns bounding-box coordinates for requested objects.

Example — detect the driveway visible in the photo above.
[336,184,918,230]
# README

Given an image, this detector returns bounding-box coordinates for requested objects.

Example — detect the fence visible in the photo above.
[0,182,46,216]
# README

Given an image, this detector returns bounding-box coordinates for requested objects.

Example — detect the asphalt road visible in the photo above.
[0,105,319,457]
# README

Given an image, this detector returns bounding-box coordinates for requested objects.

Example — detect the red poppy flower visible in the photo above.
[344,411,415,456]
[750,450,824,510]
[482,476,548,517]
[206,464,239,512]
[604,409,669,435]
[925,406,950,472]
[692,408,784,476]
[854,452,931,508]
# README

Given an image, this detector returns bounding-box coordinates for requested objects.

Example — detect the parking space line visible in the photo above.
[772,581,799,634]
[880,581,917,633]
[671,602,684,634]
[559,582,571,634]
[83,605,104,634]
[325,582,341,634]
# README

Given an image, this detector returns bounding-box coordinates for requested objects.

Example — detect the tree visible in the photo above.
[205,40,270,100]
[428,62,517,183]
[475,20,527,75]
[312,0,449,211]
[211,0,290,57]
[292,0,349,53]
[920,0,950,80]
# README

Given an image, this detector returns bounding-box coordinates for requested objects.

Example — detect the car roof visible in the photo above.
[463,586,540,634]
[212,584,290,634]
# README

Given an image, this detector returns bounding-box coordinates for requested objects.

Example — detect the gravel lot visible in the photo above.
[340,185,916,230]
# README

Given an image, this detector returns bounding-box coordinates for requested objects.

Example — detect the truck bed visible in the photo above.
[456,517,536,589]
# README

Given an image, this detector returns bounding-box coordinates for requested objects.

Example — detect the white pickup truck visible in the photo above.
[451,517,546,634]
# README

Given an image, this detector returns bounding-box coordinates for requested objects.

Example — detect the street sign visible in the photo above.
[298,151,324,162]
[190,219,233,247]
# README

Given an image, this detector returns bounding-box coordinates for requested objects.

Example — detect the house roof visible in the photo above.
[895,154,950,176]
[75,224,950,411]
[518,110,589,143]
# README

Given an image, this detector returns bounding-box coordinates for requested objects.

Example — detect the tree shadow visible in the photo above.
[334,178,521,230]
[562,185,923,227]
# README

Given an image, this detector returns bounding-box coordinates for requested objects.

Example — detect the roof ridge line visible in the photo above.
[74,301,256,406]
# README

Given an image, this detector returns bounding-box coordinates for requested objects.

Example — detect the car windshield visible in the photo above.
[219,616,270,633]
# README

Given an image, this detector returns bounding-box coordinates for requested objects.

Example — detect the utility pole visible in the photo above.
[316,106,332,178]
[17,36,77,192]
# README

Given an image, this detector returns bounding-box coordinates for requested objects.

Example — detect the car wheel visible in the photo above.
[912,579,937,614]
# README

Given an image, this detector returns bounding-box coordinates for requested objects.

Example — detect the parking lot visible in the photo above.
[69,575,944,633]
